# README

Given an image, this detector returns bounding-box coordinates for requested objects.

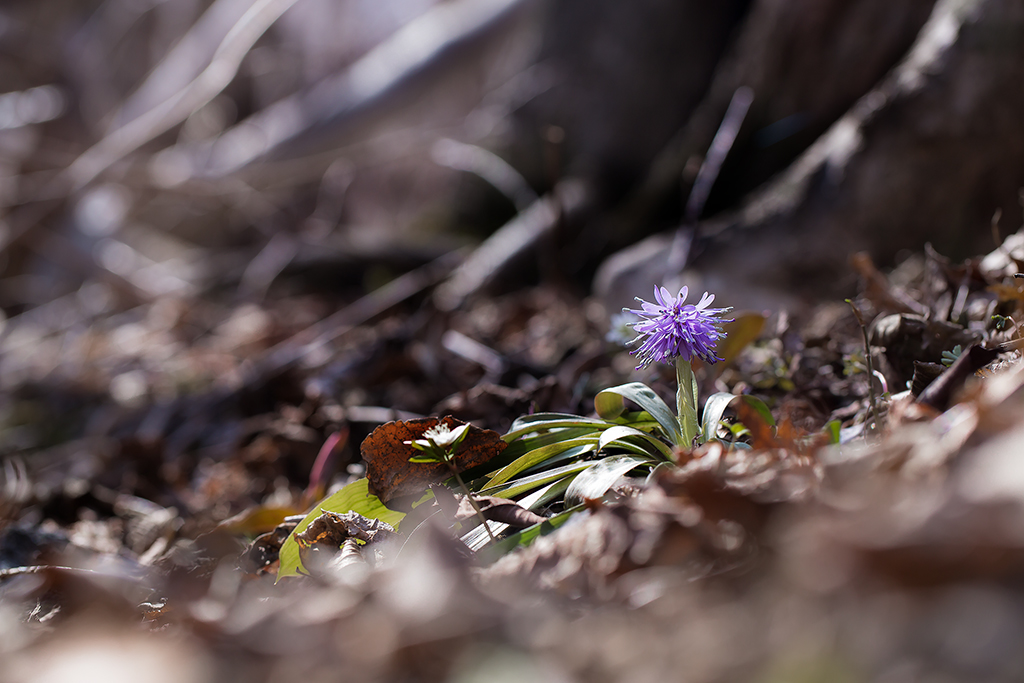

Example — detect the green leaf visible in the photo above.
[595,382,683,446]
[524,474,577,510]
[276,478,405,582]
[598,425,673,460]
[564,454,656,507]
[481,459,594,499]
[740,394,775,427]
[504,413,613,442]
[500,426,603,462]
[645,460,676,484]
[701,392,738,442]
[728,422,750,438]
[521,443,602,474]
[462,475,580,551]
[462,426,600,485]
[483,426,595,475]
[598,424,649,449]
[517,443,599,477]
[484,437,598,489]
[615,415,660,432]
[700,392,775,444]
[475,505,583,562]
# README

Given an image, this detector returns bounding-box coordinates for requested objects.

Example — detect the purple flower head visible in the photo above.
[625,286,733,369]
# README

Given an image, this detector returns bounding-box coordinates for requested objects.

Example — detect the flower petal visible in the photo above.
[622,285,732,367]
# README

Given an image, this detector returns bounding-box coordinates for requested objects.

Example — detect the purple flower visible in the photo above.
[625,286,733,369]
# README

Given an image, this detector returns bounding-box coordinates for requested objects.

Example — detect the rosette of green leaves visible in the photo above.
[276,380,776,576]
[461,382,774,556]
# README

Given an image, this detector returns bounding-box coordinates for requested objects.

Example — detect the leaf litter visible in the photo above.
[8,226,1024,682]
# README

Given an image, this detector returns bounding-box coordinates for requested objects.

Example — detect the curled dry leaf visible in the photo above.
[871,313,982,383]
[455,495,547,528]
[915,343,1000,412]
[294,510,397,574]
[850,251,927,315]
[362,416,506,503]
[239,517,302,575]
[294,510,397,548]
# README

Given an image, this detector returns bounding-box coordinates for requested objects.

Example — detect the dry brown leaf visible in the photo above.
[455,495,547,528]
[362,416,506,503]
[294,509,398,575]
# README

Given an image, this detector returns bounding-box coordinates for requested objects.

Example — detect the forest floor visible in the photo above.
[4,222,1024,683]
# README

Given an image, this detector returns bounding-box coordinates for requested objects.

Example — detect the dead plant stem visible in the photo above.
[449,465,497,544]
[847,299,881,432]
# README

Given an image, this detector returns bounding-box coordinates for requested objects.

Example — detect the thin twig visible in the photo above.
[64,0,300,189]
[684,86,754,225]
[450,467,497,544]
[667,86,753,274]
[847,299,881,432]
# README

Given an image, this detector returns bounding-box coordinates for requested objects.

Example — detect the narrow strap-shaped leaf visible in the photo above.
[701,392,737,443]
[598,425,646,449]
[479,459,592,499]
[595,382,683,446]
[517,443,598,478]
[502,421,606,443]
[475,505,583,561]
[461,518,506,552]
[645,460,677,485]
[598,425,673,460]
[596,438,650,458]
[564,454,657,507]
[740,394,775,427]
[462,475,580,551]
[701,392,776,444]
[616,417,660,432]
[484,437,598,489]
[504,413,612,441]
[524,474,576,510]
[489,426,597,473]
[509,411,605,427]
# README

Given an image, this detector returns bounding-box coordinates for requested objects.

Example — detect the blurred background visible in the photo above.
[1,0,1023,310]
[0,0,1022,522]
[3,0,1023,526]
[2,0,1022,338]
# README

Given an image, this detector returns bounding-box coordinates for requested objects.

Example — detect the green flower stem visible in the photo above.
[675,357,699,447]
